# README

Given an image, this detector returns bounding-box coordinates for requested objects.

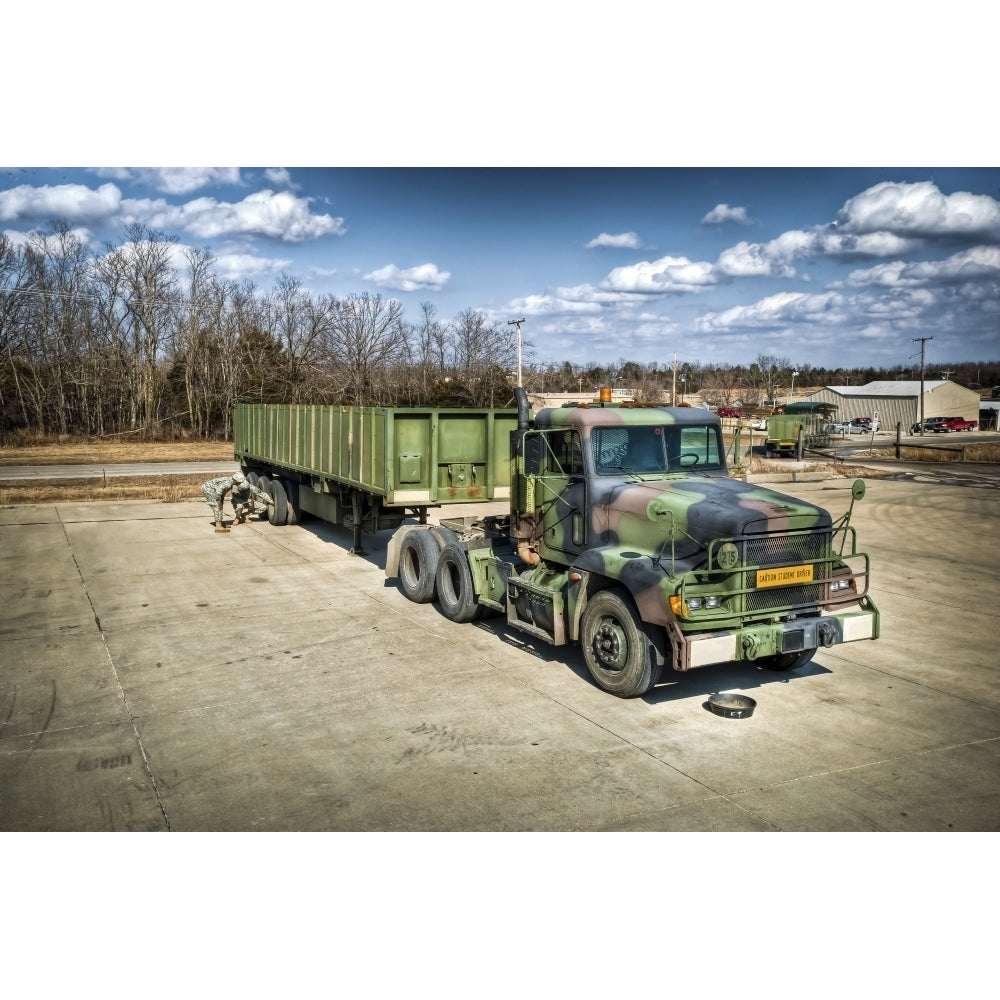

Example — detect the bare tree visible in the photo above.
[449,308,518,406]
[93,223,180,435]
[323,292,408,405]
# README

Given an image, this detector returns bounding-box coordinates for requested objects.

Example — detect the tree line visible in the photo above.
[2,222,996,441]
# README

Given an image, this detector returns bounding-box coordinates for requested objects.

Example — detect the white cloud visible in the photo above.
[131,189,346,242]
[585,232,643,249]
[504,291,603,316]
[716,240,797,278]
[364,262,450,291]
[701,203,751,225]
[1,226,93,250]
[0,182,122,223]
[134,168,242,194]
[835,180,1000,243]
[846,245,1000,288]
[264,168,292,187]
[212,251,294,282]
[603,254,716,293]
[694,290,846,332]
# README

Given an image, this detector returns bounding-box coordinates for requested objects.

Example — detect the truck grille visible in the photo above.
[743,529,829,612]
[746,583,821,612]
[744,530,827,566]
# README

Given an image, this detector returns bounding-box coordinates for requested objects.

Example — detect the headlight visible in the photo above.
[670,594,724,615]
[830,577,856,593]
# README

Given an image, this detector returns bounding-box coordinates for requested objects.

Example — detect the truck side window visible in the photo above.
[559,430,584,476]
[541,430,583,476]
[676,426,724,469]
[593,428,629,473]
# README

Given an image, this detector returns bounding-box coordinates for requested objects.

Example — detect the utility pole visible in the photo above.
[912,336,933,434]
[508,318,525,388]
[672,353,677,406]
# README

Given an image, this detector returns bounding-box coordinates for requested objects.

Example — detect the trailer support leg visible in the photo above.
[349,491,366,556]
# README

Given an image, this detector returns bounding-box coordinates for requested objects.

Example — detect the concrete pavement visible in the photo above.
[1,472,997,831]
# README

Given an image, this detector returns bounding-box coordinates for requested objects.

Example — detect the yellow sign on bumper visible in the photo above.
[756,564,814,588]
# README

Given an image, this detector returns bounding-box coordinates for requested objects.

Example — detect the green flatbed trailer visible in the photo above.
[233,403,517,553]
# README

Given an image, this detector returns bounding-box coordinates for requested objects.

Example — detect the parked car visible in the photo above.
[847,418,873,434]
[830,421,852,434]
[933,417,977,432]
[910,417,948,433]
[715,407,742,418]
[749,418,768,431]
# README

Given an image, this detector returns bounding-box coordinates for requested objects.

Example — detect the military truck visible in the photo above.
[764,402,836,458]
[235,393,879,698]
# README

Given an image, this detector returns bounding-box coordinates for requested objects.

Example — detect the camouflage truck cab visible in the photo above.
[386,391,880,698]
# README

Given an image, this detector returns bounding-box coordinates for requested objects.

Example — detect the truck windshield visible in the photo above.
[593,425,724,474]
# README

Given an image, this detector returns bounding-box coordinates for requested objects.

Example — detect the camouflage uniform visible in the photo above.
[201,471,272,532]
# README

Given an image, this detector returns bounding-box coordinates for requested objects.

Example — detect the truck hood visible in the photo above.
[592,475,832,559]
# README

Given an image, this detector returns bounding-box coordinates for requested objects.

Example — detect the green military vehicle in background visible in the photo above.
[764,401,838,458]
[235,391,879,698]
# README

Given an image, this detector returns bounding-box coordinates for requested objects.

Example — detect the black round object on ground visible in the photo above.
[707,693,757,718]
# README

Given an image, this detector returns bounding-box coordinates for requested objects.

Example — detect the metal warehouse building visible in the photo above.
[805,380,982,430]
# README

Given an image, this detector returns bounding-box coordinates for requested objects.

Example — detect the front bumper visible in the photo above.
[675,596,880,671]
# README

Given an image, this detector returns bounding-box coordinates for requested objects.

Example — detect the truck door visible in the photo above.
[534,428,588,559]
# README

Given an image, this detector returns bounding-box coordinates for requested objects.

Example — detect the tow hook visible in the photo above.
[818,622,836,647]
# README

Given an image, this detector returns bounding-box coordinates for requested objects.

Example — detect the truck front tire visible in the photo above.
[755,649,816,671]
[398,529,439,604]
[580,588,662,698]
[435,542,482,623]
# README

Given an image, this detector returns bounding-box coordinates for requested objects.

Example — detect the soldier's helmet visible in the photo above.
[232,471,247,485]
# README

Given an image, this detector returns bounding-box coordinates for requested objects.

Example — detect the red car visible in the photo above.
[933,417,977,432]
[715,407,742,418]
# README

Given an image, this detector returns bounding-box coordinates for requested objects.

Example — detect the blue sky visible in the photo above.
[6,8,996,375]
[3,166,996,372]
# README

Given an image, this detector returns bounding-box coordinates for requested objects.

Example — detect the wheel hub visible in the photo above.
[594,621,627,672]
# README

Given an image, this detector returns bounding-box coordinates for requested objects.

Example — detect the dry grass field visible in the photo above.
[0,435,232,466]
[0,434,233,505]
[0,474,213,506]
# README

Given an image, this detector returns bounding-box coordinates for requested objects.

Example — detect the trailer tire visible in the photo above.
[267,478,288,526]
[580,587,661,698]
[435,542,482,623]
[283,478,300,525]
[398,529,439,604]
[755,648,816,672]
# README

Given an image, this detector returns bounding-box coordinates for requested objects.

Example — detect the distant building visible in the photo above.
[805,380,981,429]
[526,388,634,410]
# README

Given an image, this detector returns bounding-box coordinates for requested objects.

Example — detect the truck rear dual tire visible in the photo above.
[398,529,440,604]
[435,542,483,623]
[580,587,662,698]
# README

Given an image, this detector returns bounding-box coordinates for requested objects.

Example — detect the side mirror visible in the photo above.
[852,479,866,501]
